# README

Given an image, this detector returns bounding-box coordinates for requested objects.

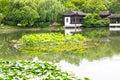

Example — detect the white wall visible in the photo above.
[64,17,71,26]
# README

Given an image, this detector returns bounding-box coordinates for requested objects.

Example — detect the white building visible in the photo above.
[62,11,86,35]
[62,11,120,35]
[108,14,120,31]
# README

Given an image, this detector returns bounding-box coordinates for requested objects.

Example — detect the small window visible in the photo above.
[66,18,68,23]
[70,17,75,24]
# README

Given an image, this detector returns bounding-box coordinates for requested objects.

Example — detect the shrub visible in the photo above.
[38,22,50,28]
[4,21,17,26]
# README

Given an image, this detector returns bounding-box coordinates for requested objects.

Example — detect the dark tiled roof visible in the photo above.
[62,11,110,16]
[108,14,120,18]
[62,11,120,19]
[62,11,86,16]
[100,11,110,16]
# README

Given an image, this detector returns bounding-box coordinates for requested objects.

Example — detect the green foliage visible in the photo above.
[0,0,117,27]
[35,22,50,28]
[5,21,17,26]
[0,0,10,15]
[0,60,81,80]
[109,0,120,13]
[83,13,110,27]
[84,77,90,80]
[65,0,109,13]
[65,0,86,10]
[0,0,118,27]
[6,0,39,27]
[38,0,65,22]
[58,0,69,5]
[0,13,4,24]
[19,33,87,54]
[82,0,107,13]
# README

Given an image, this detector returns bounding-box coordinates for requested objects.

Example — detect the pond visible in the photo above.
[0,29,120,80]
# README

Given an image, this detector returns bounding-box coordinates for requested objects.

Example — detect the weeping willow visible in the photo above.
[38,0,65,22]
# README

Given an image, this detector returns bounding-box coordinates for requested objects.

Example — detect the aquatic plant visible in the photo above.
[0,60,82,80]
[18,33,87,54]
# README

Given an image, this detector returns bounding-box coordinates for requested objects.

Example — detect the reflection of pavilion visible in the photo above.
[62,11,120,35]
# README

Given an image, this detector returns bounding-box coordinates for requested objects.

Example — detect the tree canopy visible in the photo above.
[83,13,110,27]
[109,0,120,13]
[65,0,112,13]
[0,0,119,27]
[38,0,65,22]
[6,0,39,27]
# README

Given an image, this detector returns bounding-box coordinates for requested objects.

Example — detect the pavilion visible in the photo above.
[62,11,120,35]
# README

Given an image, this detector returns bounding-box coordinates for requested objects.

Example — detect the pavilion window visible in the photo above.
[79,18,82,23]
[66,18,69,23]
[71,17,76,24]
[111,19,117,23]
[117,19,120,23]
[111,18,120,23]
[70,17,82,24]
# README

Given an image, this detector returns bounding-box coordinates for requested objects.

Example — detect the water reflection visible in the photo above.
[0,29,120,79]
[82,39,120,61]
[59,55,120,80]
[0,30,47,61]
[0,30,120,63]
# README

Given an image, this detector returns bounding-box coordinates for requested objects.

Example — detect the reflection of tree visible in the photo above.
[0,30,42,61]
[82,39,120,61]
[0,30,120,65]
[36,52,82,65]
[34,38,120,65]
[0,33,21,60]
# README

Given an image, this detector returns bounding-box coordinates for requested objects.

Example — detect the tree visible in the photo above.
[0,0,10,16]
[6,0,39,27]
[65,0,110,13]
[83,13,110,27]
[58,0,69,4]
[0,0,10,24]
[38,0,65,22]
[109,0,120,13]
[0,13,4,25]
[82,0,107,13]
[65,0,86,10]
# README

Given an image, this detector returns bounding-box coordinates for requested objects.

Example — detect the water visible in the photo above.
[0,29,48,60]
[59,55,120,80]
[0,30,120,80]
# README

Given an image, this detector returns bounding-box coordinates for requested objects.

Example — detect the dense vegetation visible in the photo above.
[18,33,87,54]
[83,13,110,27]
[0,60,82,80]
[0,0,120,27]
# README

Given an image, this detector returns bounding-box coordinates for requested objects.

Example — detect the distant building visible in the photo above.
[62,11,120,35]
